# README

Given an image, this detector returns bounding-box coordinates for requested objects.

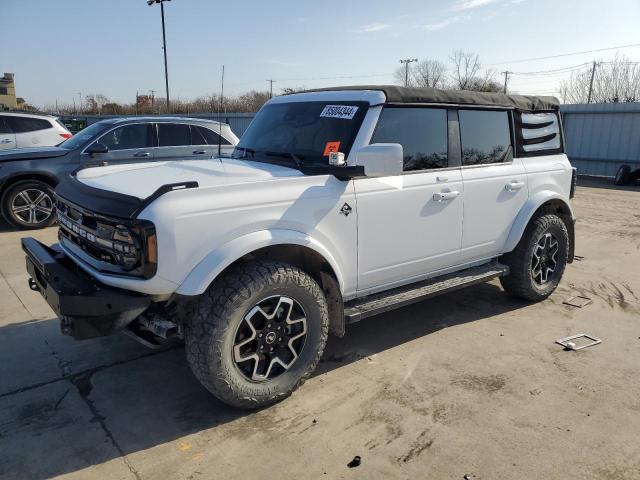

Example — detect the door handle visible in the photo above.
[433,190,460,202]
[436,175,448,182]
[134,152,150,157]
[505,180,525,192]
[0,138,12,144]
[193,150,207,155]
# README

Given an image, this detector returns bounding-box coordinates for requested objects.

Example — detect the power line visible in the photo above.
[487,43,640,66]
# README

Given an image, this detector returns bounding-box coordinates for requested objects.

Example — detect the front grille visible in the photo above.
[56,197,156,278]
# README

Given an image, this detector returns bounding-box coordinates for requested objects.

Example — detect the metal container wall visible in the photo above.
[561,103,640,177]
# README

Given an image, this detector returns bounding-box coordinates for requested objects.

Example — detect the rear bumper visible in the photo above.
[22,237,150,339]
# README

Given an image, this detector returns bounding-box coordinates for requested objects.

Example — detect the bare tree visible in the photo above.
[449,50,482,90]
[412,59,448,88]
[560,55,640,104]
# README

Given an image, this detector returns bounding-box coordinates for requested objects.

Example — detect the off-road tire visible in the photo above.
[184,261,329,409]
[614,164,631,186]
[500,214,569,302]
[1,180,56,230]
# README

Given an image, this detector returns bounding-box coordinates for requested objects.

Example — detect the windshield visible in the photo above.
[58,122,110,149]
[234,101,368,167]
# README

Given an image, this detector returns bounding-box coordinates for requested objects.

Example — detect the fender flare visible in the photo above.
[504,191,575,253]
[176,229,345,296]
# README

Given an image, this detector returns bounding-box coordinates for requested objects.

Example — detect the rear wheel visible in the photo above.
[185,261,329,409]
[614,164,631,186]
[500,214,569,301]
[1,180,56,230]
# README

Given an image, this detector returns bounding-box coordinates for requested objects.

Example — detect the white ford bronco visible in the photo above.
[23,86,577,408]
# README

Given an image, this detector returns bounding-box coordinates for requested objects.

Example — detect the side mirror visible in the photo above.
[86,142,109,156]
[354,143,403,177]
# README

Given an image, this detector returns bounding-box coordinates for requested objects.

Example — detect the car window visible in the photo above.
[459,110,512,166]
[99,124,150,151]
[192,125,231,145]
[158,123,191,147]
[6,116,52,133]
[60,122,109,149]
[0,117,12,134]
[371,107,448,171]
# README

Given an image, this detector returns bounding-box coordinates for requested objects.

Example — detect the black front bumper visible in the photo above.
[22,237,151,340]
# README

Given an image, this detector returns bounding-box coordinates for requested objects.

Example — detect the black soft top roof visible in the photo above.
[304,85,560,111]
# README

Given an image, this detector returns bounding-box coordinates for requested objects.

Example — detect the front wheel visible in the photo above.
[500,214,569,302]
[1,180,56,230]
[185,261,329,409]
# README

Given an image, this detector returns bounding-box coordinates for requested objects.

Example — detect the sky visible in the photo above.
[2,0,640,107]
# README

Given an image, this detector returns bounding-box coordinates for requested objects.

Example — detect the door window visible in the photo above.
[192,125,230,145]
[6,116,52,133]
[99,124,150,151]
[459,110,512,165]
[0,117,12,134]
[158,123,191,147]
[371,107,448,171]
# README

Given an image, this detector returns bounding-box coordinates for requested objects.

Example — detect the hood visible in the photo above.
[0,146,69,162]
[75,157,303,200]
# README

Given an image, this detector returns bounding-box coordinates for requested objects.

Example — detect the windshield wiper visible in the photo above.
[264,151,304,167]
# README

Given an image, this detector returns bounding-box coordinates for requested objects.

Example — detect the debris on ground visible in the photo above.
[347,456,361,468]
[574,255,585,261]
[556,333,602,351]
[563,295,593,308]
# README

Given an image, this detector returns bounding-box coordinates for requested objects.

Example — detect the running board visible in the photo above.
[344,262,510,324]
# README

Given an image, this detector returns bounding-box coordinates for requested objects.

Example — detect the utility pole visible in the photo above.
[77,92,82,113]
[399,58,418,87]
[501,71,512,94]
[150,90,156,111]
[587,61,598,104]
[267,79,276,99]
[147,0,171,112]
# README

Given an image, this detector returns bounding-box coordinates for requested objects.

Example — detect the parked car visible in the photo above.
[0,117,239,229]
[23,86,576,409]
[614,164,640,186]
[0,112,72,150]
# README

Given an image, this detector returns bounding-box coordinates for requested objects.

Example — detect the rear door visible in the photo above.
[458,109,528,262]
[153,123,196,161]
[6,116,53,148]
[355,106,464,294]
[0,116,16,149]
[88,123,154,163]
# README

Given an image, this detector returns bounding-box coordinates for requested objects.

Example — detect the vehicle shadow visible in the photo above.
[0,281,528,479]
[577,175,639,192]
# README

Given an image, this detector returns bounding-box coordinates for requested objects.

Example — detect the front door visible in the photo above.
[0,116,17,149]
[355,106,464,294]
[87,122,155,164]
[457,109,529,262]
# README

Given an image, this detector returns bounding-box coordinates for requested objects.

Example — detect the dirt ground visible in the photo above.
[1,177,639,480]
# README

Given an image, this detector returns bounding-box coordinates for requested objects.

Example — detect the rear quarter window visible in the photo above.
[515,111,562,156]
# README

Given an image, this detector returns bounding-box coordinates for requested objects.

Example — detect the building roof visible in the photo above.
[304,85,560,111]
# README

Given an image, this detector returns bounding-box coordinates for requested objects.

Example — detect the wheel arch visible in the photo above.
[505,192,575,262]
[0,171,59,196]
[176,230,347,336]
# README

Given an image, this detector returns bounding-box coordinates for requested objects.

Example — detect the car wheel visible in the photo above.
[500,214,569,302]
[185,261,329,409]
[1,180,56,230]
[614,164,631,186]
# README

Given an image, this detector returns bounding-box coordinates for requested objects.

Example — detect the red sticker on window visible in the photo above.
[323,141,341,156]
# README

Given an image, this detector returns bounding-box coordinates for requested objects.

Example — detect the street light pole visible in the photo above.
[399,58,418,87]
[148,0,171,112]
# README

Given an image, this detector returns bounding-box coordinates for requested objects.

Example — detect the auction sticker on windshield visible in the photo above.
[320,105,359,120]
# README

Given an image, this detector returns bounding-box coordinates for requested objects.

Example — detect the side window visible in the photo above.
[158,123,191,147]
[371,107,447,171]
[0,117,12,134]
[6,117,52,133]
[192,125,230,145]
[459,110,512,166]
[99,124,150,151]
[516,111,561,154]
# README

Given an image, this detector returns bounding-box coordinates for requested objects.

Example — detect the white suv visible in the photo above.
[23,86,577,409]
[0,112,72,149]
